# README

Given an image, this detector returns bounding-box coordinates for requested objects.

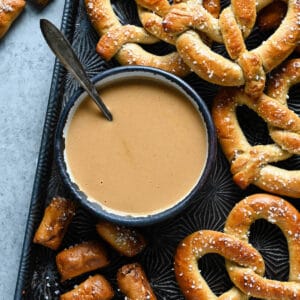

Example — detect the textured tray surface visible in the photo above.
[15,0,300,299]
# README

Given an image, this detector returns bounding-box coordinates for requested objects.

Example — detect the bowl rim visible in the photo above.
[54,65,217,226]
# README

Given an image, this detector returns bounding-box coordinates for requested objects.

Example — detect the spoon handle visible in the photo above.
[40,19,113,121]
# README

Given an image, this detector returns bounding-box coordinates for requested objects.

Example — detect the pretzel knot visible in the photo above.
[212,59,300,198]
[85,0,190,77]
[163,0,300,98]
[174,194,300,299]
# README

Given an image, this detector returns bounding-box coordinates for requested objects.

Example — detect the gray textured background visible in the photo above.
[0,1,64,298]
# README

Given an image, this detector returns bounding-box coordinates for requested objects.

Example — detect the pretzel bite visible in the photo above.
[117,263,157,300]
[60,274,114,300]
[56,241,110,281]
[33,197,76,250]
[0,0,25,39]
[96,220,146,257]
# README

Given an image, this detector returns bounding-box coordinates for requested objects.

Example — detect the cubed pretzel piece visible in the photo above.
[33,197,76,250]
[117,263,157,300]
[0,0,25,39]
[96,220,147,257]
[212,59,300,198]
[162,0,300,98]
[60,274,114,300]
[56,241,110,282]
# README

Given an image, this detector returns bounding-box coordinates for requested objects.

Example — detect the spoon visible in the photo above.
[40,19,113,121]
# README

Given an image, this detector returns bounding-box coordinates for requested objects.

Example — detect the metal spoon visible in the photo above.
[40,19,113,121]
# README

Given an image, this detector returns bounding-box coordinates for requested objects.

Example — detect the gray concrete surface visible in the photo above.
[0,1,65,298]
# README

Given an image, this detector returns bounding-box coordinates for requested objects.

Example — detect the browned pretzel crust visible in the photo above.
[85,0,190,77]
[96,220,147,257]
[33,197,76,250]
[0,0,25,38]
[174,230,265,299]
[224,194,300,299]
[175,194,300,299]
[163,0,300,97]
[60,274,114,300]
[267,59,300,153]
[117,263,157,300]
[212,60,300,198]
[56,241,110,281]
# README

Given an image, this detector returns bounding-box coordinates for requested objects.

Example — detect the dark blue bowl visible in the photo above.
[55,66,217,226]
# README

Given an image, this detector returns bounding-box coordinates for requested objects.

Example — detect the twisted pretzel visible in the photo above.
[212,59,300,198]
[267,59,300,154]
[224,194,300,299]
[85,0,190,76]
[174,230,265,299]
[163,0,300,97]
[174,194,300,299]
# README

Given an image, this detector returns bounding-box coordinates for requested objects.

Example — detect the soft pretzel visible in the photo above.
[136,0,220,47]
[117,263,157,300]
[163,0,300,97]
[224,194,300,299]
[267,59,300,153]
[60,274,114,300]
[212,60,300,198]
[33,197,76,250]
[56,241,110,281]
[96,220,147,257]
[0,0,25,39]
[85,0,190,77]
[174,230,265,299]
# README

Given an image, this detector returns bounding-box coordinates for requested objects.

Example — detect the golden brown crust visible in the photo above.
[163,0,300,97]
[267,59,300,153]
[174,230,264,299]
[224,194,300,299]
[60,274,114,300]
[117,263,157,300]
[56,241,110,281]
[33,197,76,250]
[212,60,300,198]
[85,0,190,77]
[0,0,25,39]
[96,220,146,257]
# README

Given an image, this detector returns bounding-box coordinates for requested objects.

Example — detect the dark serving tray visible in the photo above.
[15,0,300,299]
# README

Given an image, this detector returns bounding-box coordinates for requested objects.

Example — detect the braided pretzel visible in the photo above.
[212,60,300,198]
[163,0,300,98]
[174,194,300,299]
[224,194,300,299]
[174,230,265,299]
[136,0,220,47]
[85,0,190,77]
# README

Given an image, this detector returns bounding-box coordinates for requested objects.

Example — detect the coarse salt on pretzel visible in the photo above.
[96,220,147,257]
[85,0,190,77]
[174,230,265,299]
[163,0,300,97]
[0,0,25,39]
[224,193,300,299]
[212,59,300,197]
[267,59,300,154]
[117,263,157,300]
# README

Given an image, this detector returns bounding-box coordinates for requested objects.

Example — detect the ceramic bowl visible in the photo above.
[55,66,217,226]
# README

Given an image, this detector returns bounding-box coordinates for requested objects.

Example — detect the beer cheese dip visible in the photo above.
[65,78,208,216]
